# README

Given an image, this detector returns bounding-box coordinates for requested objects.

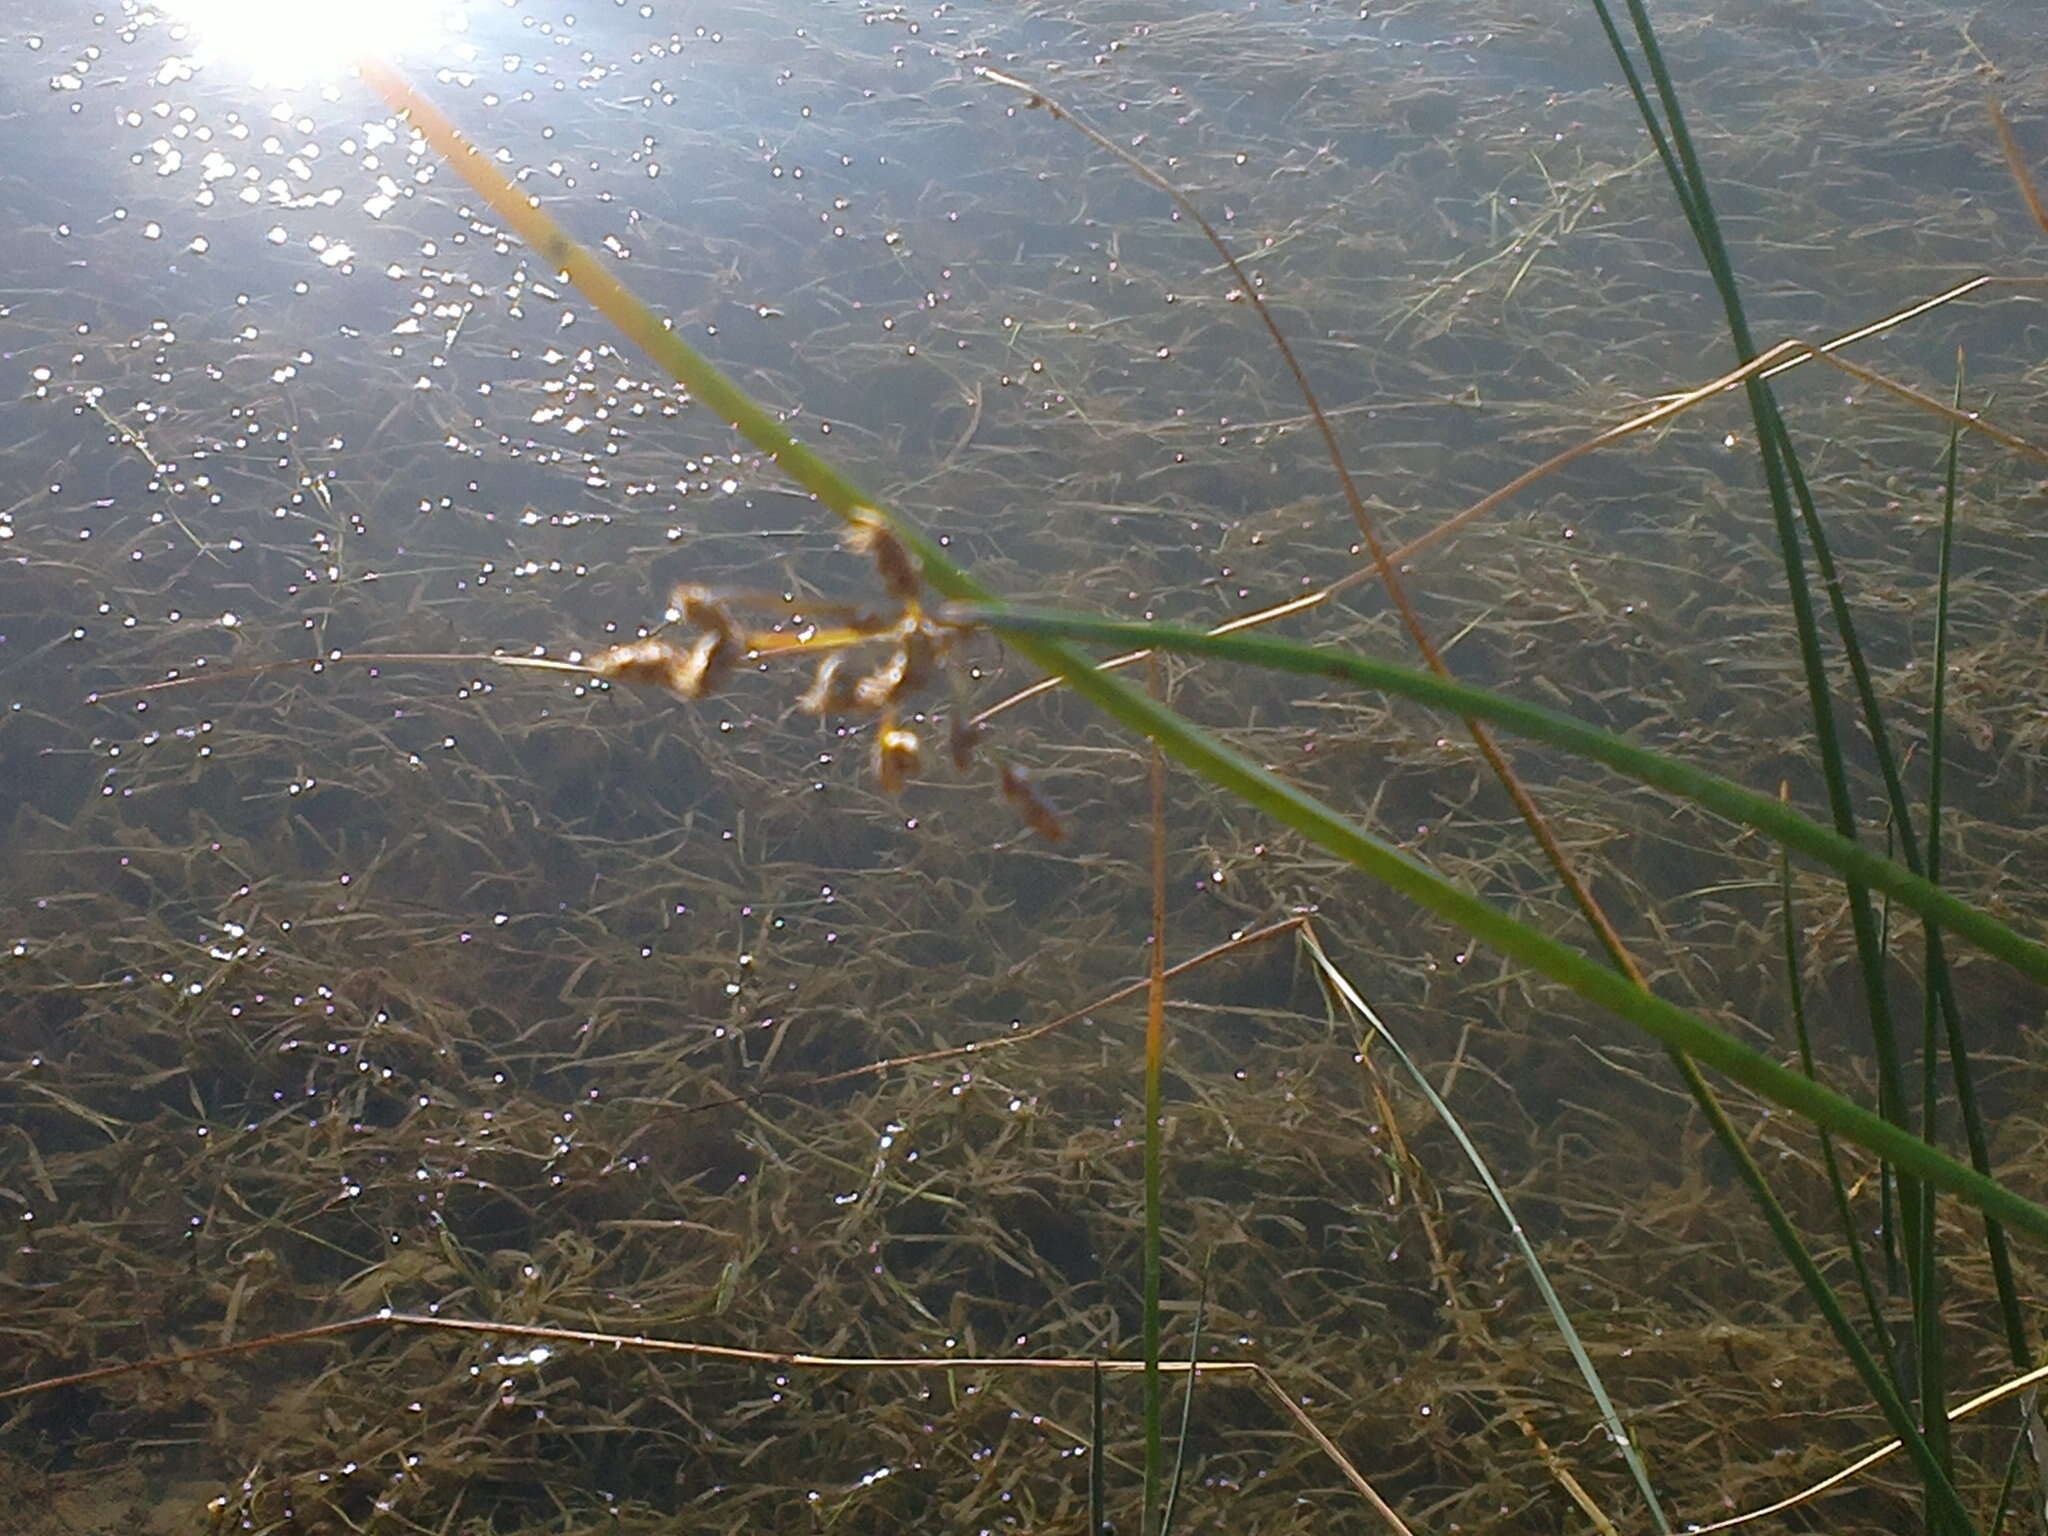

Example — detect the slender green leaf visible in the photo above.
[948,609,2048,1250]
[1304,928,1669,1532]
[1159,1267,1208,1536]
[948,605,2048,987]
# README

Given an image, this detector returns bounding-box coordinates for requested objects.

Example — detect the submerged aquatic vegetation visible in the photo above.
[2,1,2047,1533]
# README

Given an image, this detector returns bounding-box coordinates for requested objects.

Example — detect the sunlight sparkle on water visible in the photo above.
[157,0,471,85]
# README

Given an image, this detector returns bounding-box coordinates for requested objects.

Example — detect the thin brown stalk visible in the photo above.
[86,651,600,703]
[975,67,1643,1000]
[1142,655,1170,1530]
[1989,96,2048,237]
[971,279,2048,730]
[0,1310,1411,1534]
[1684,1357,2048,1534]
[659,917,1305,1117]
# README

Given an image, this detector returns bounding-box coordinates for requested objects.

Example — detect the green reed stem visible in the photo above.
[1781,818,1898,1387]
[1608,0,1924,1284]
[1928,359,2030,1372]
[1584,13,2021,1527]
[954,608,2047,1241]
[1913,358,1968,1478]
[1144,728,1168,1534]
[947,606,2048,988]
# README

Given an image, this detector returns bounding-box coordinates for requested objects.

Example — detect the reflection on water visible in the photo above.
[2,0,2045,1529]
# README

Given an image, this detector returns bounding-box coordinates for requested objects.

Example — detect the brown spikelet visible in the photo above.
[999,761,1065,842]
[852,626,942,711]
[874,723,922,795]
[798,653,867,716]
[670,585,742,643]
[895,625,939,695]
[591,633,735,701]
[592,637,696,697]
[1989,95,2048,237]
[853,649,910,712]
[845,508,923,605]
[948,714,985,773]
[680,629,737,699]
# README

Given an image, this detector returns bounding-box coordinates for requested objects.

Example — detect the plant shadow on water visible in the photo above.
[1,0,2046,1532]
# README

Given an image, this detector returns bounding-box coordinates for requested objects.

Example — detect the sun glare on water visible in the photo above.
[156,0,471,85]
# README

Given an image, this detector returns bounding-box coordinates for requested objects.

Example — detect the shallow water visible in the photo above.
[2,1,2045,1531]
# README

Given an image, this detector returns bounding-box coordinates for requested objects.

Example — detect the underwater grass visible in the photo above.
[351,39,2047,1530]
[351,58,2048,1230]
[4,6,2048,1531]
[26,28,2024,1525]
[1590,6,2043,1527]
[1302,925,1669,1532]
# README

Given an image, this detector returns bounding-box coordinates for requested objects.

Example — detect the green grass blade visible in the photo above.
[1143,739,1169,1535]
[1666,1035,1973,1533]
[1911,359,1968,1477]
[1158,1266,1207,1536]
[1781,823,1898,1385]
[1303,928,1670,1532]
[947,605,2048,987]
[1929,361,2031,1373]
[1010,626,2048,1247]
[1984,1409,2030,1536]
[1588,0,1924,1322]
